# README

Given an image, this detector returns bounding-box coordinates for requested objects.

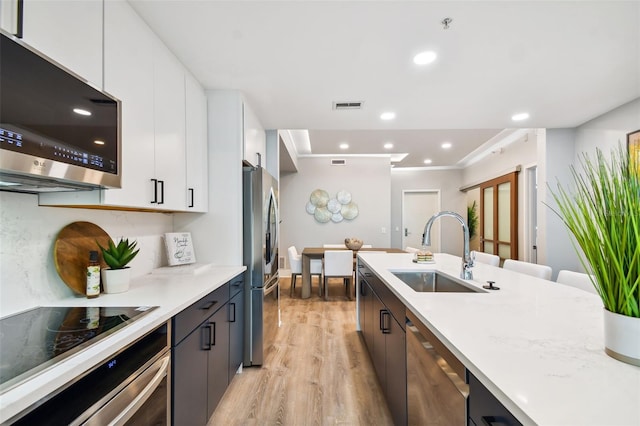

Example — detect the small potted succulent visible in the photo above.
[97,237,140,293]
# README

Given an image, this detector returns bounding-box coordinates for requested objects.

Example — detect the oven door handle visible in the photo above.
[80,354,170,426]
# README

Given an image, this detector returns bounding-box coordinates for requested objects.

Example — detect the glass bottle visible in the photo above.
[86,251,101,298]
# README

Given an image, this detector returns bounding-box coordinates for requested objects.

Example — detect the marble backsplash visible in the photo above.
[0,191,174,316]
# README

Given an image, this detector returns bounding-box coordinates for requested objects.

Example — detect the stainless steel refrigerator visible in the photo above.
[243,166,280,366]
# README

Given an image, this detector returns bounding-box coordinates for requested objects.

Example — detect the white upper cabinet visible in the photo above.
[185,72,209,212]
[6,0,104,88]
[243,102,266,167]
[152,39,187,211]
[39,0,206,212]
[100,0,156,209]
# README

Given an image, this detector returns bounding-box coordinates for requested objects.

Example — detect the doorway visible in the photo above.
[402,190,441,251]
[524,165,538,263]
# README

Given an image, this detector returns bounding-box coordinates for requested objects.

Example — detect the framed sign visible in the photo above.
[164,232,196,266]
[629,129,640,175]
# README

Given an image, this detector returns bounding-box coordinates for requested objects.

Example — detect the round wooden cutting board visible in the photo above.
[54,221,112,295]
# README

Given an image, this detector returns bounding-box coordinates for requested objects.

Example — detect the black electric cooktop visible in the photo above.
[0,306,156,393]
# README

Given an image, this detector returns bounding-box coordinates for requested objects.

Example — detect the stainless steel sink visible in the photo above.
[391,271,485,293]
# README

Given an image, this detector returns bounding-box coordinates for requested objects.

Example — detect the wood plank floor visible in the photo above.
[208,277,394,426]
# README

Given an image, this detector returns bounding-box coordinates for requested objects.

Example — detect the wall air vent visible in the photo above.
[331,159,346,166]
[332,101,363,110]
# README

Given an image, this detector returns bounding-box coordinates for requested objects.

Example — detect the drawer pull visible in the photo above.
[200,300,217,310]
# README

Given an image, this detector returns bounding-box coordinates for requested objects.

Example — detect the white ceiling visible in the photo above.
[129,0,640,168]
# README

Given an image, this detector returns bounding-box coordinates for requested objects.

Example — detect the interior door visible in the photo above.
[402,191,440,251]
[480,172,518,260]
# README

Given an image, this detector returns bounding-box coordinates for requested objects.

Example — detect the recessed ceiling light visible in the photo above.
[384,142,394,149]
[413,51,437,65]
[441,142,452,149]
[339,143,349,150]
[512,112,530,121]
[73,108,91,116]
[423,159,433,164]
[94,140,105,145]
[380,112,396,121]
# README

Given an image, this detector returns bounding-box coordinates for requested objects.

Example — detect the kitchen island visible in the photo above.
[357,252,640,426]
[0,265,245,424]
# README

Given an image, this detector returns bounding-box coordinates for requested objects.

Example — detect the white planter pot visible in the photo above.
[603,308,640,366]
[101,268,131,294]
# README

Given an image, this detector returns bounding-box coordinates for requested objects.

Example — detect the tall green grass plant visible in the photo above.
[550,145,639,318]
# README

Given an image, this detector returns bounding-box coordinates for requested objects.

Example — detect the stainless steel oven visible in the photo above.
[8,321,170,425]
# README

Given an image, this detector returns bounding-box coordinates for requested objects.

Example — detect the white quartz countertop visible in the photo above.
[358,252,640,426]
[0,265,246,423]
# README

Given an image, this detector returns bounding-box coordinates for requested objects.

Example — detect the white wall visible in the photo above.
[574,98,640,157]
[279,156,391,269]
[462,130,539,260]
[389,168,465,255]
[538,128,581,279]
[0,192,172,316]
[539,97,640,279]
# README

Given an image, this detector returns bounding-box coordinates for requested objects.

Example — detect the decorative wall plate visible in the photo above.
[305,201,316,214]
[341,202,359,220]
[331,212,343,223]
[327,198,341,213]
[310,189,330,207]
[336,190,352,204]
[314,207,332,223]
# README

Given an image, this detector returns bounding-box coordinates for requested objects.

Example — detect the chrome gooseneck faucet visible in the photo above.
[422,211,474,280]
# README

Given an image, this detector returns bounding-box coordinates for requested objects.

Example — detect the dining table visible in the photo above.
[300,247,406,299]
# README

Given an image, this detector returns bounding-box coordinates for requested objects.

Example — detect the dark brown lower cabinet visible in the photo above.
[358,264,407,426]
[467,372,522,426]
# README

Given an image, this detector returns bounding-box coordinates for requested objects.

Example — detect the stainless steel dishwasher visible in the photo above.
[406,310,469,425]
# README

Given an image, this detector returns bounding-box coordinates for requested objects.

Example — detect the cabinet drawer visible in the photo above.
[229,275,244,297]
[468,372,522,426]
[173,282,229,345]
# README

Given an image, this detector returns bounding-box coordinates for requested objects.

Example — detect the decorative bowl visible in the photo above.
[344,238,363,250]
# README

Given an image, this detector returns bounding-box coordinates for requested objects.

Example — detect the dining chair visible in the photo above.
[503,259,552,280]
[323,250,354,300]
[556,270,597,294]
[288,246,322,297]
[323,244,347,248]
[471,250,500,267]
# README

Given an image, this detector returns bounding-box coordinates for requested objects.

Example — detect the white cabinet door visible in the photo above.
[21,0,103,88]
[102,0,155,208]
[243,101,266,167]
[153,39,187,211]
[185,72,209,212]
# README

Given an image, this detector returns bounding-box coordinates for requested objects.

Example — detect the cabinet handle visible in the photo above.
[188,188,194,208]
[209,321,216,347]
[158,180,164,204]
[200,300,217,310]
[202,324,212,351]
[360,283,366,296]
[229,303,236,323]
[380,310,391,334]
[481,416,501,426]
[364,272,372,277]
[16,0,24,38]
[150,179,158,204]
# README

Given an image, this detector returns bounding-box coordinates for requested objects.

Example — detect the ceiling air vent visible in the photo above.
[331,159,346,166]
[332,101,363,110]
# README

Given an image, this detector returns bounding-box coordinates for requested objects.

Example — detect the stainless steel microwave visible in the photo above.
[0,31,121,193]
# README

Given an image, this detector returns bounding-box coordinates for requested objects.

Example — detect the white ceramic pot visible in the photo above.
[603,308,640,366]
[101,267,131,294]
